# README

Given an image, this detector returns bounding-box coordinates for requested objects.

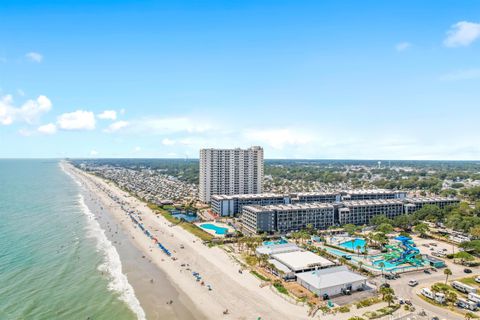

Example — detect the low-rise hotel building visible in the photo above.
[211,193,290,217]
[404,196,460,213]
[290,192,340,204]
[241,202,335,234]
[337,199,405,225]
[211,189,407,217]
[341,189,407,201]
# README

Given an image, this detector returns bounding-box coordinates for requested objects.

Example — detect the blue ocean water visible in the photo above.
[0,160,140,320]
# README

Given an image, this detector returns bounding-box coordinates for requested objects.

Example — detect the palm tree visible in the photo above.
[358,261,364,272]
[443,268,452,285]
[356,245,361,257]
[379,261,385,278]
[383,293,394,307]
[379,286,394,299]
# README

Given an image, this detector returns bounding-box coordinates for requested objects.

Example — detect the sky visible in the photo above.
[1,0,480,160]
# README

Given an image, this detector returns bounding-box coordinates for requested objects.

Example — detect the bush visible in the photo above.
[356,297,381,309]
[334,306,350,313]
[273,281,288,295]
[250,270,270,282]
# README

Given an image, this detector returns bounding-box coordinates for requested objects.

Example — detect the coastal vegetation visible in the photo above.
[147,203,214,242]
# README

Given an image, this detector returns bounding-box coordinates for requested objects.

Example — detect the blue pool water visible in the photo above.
[200,223,228,235]
[325,248,352,258]
[263,239,288,246]
[172,213,197,222]
[339,238,366,251]
[372,259,398,269]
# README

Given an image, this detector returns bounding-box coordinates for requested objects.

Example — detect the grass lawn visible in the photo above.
[273,282,289,295]
[147,203,214,242]
[250,270,270,282]
[458,277,480,287]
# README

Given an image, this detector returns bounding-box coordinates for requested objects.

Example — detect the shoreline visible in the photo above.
[63,162,203,320]
[64,161,309,320]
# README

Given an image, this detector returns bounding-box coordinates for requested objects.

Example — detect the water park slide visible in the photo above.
[387,236,422,266]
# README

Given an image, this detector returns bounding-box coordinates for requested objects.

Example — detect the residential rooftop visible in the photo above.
[243,202,335,212]
[211,193,286,201]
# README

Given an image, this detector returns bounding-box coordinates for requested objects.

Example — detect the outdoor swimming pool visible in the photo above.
[199,223,228,235]
[263,239,288,246]
[172,213,198,222]
[325,247,352,257]
[339,238,366,251]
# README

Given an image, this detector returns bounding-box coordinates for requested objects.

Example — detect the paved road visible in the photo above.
[381,235,480,320]
[389,270,465,320]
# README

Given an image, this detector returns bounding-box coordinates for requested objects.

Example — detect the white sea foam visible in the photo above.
[59,162,82,187]
[77,190,146,319]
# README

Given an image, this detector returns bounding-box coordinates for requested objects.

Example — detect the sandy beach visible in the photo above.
[64,162,309,320]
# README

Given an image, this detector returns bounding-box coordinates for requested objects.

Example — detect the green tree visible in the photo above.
[370,215,393,226]
[356,245,362,257]
[393,215,413,231]
[446,291,457,303]
[376,223,394,234]
[454,251,474,264]
[414,223,430,238]
[344,224,357,235]
[383,293,394,307]
[443,268,452,285]
[378,261,385,278]
[469,226,480,240]
[460,240,480,255]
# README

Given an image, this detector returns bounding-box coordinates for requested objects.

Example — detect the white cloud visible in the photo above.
[104,120,129,133]
[25,52,43,63]
[243,128,313,149]
[90,150,98,156]
[37,123,57,135]
[0,94,52,125]
[162,138,176,146]
[97,110,117,120]
[57,110,96,130]
[395,42,411,51]
[440,68,480,81]
[134,117,212,134]
[120,108,126,115]
[444,21,480,47]
[133,146,141,152]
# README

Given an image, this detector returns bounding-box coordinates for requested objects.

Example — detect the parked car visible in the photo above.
[408,280,419,287]
[424,269,431,274]
[385,273,396,280]
[475,276,480,283]
[464,268,473,274]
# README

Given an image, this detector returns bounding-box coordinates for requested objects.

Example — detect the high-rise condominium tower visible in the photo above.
[199,146,264,203]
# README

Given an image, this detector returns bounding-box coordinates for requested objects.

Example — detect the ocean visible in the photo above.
[0,159,141,320]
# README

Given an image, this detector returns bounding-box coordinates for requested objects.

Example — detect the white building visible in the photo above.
[271,250,335,273]
[199,146,264,203]
[256,242,300,256]
[296,266,367,297]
